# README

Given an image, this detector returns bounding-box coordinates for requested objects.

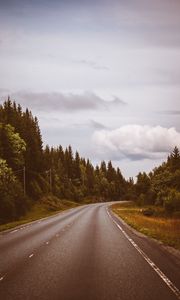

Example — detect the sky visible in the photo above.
[0,0,180,178]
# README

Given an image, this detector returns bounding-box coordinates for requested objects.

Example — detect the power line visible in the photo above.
[13,168,24,174]
[13,167,52,195]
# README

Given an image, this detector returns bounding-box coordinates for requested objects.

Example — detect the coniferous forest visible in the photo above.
[0,98,180,223]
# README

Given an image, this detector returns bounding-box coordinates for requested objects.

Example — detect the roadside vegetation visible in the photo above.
[112,202,180,250]
[127,146,180,215]
[0,196,80,232]
[115,145,180,250]
[0,97,180,243]
[0,98,128,225]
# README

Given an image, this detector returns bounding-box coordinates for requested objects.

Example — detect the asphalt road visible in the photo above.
[0,203,179,300]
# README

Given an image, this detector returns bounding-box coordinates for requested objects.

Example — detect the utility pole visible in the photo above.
[23,166,26,196]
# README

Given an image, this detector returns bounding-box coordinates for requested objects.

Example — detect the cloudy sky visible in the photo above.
[0,0,180,178]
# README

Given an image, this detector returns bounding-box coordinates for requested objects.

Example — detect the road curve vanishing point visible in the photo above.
[0,203,179,300]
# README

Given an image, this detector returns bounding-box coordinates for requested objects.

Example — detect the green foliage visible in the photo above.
[134,146,180,214]
[0,159,28,222]
[29,180,43,199]
[137,193,146,206]
[0,97,180,225]
[0,98,43,184]
[164,189,180,213]
[171,169,180,191]
[136,172,151,195]
[0,123,26,169]
[168,146,180,172]
[42,143,127,202]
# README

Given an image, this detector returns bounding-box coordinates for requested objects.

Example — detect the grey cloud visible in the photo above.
[90,120,107,130]
[156,69,180,86]
[0,91,126,112]
[75,59,109,71]
[158,110,180,115]
[111,96,127,106]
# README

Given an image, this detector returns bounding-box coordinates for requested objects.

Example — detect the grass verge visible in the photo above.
[111,202,180,250]
[0,195,80,232]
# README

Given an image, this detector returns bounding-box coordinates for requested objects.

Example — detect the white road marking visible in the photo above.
[0,276,4,281]
[46,241,49,245]
[29,254,34,258]
[107,209,180,300]
[11,229,18,234]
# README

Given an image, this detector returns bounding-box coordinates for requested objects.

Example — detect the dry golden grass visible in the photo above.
[112,202,180,250]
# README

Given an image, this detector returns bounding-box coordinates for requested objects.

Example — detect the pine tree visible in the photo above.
[74,151,81,183]
[100,161,107,176]
[107,161,116,182]
[169,146,180,171]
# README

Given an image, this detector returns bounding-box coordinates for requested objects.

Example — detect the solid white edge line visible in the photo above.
[107,208,180,300]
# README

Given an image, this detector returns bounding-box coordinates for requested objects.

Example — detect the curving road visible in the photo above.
[0,203,179,300]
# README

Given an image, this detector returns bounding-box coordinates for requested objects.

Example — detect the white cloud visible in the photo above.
[74,59,109,71]
[92,125,180,160]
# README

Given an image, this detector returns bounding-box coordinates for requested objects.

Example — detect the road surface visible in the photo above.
[0,203,179,300]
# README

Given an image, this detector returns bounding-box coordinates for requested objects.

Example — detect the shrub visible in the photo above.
[0,159,28,222]
[137,193,145,206]
[164,189,180,213]
[142,208,155,217]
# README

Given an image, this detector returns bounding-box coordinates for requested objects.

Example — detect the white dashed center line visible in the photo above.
[29,254,34,258]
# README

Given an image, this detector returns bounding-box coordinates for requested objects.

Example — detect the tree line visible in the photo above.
[0,98,127,223]
[132,146,180,214]
[0,98,179,223]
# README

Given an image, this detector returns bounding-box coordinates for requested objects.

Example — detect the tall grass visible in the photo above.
[112,203,180,250]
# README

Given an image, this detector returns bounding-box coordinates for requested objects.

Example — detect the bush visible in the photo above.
[0,159,28,223]
[0,193,16,221]
[142,208,155,217]
[164,189,180,213]
[155,190,167,206]
[145,189,156,205]
[137,193,145,206]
